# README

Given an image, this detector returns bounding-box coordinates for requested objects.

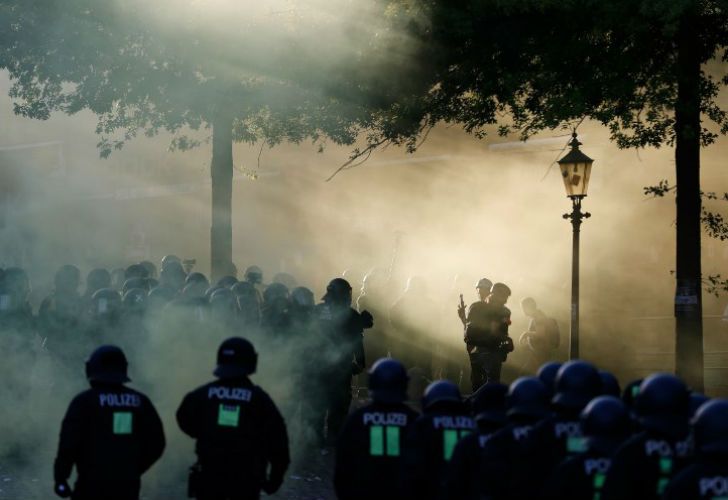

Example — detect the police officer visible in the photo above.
[243,265,265,305]
[39,265,83,354]
[261,282,291,336]
[334,358,419,500]
[53,345,165,500]
[543,396,632,499]
[500,360,603,498]
[463,282,512,389]
[82,268,112,310]
[663,399,728,499]
[314,278,373,446]
[88,288,122,343]
[456,278,492,326]
[446,383,508,500]
[402,380,475,500]
[176,337,289,500]
[601,373,692,499]
[476,376,551,499]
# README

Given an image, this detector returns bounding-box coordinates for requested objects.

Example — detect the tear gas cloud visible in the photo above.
[2,1,728,497]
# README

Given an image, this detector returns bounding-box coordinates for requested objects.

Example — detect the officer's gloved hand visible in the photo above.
[262,476,283,495]
[360,310,374,329]
[54,481,72,498]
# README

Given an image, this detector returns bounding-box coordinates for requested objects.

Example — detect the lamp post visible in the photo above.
[558,132,595,360]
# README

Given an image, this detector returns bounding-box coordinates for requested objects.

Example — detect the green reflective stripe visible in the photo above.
[592,494,601,500]
[386,426,400,456]
[113,412,132,434]
[593,473,606,490]
[567,436,587,454]
[659,457,673,475]
[443,430,459,461]
[631,385,640,398]
[217,404,240,427]
[459,430,472,439]
[370,426,384,456]
[657,478,670,495]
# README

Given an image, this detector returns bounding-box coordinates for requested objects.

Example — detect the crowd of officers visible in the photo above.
[47,337,728,500]
[4,258,725,499]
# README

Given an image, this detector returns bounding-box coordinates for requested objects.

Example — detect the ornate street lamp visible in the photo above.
[558,132,594,360]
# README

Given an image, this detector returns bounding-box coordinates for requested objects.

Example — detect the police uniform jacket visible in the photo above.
[53,383,165,500]
[176,377,290,489]
[402,403,476,500]
[663,455,728,500]
[601,429,693,500]
[334,400,419,500]
[476,418,545,500]
[445,420,504,500]
[315,303,368,374]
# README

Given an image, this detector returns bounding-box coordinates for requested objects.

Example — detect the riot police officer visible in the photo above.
[476,376,551,499]
[334,358,419,500]
[543,396,632,499]
[663,398,728,499]
[53,345,165,500]
[602,373,693,499]
[463,282,512,389]
[402,380,475,500]
[313,278,373,446]
[446,383,508,500]
[176,337,289,500]
[39,265,83,356]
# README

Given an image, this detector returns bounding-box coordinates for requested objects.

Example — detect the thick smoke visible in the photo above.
[3,2,728,497]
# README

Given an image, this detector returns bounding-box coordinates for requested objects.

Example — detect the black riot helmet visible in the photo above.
[210,288,238,316]
[471,382,508,425]
[291,286,315,308]
[214,337,258,378]
[581,396,631,438]
[553,360,602,412]
[91,288,122,317]
[599,370,621,397]
[537,361,562,397]
[263,283,289,304]
[217,275,239,289]
[161,254,181,271]
[160,261,186,291]
[54,265,81,293]
[85,345,130,384]
[368,358,408,404]
[634,373,690,436]
[186,272,210,288]
[125,263,148,280]
[86,268,111,295]
[122,288,147,314]
[122,277,148,295]
[422,380,461,410]
[139,261,157,279]
[323,278,353,306]
[692,399,728,455]
[244,266,263,285]
[507,377,549,420]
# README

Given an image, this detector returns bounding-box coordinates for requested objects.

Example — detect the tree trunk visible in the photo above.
[210,113,234,281]
[673,15,703,391]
